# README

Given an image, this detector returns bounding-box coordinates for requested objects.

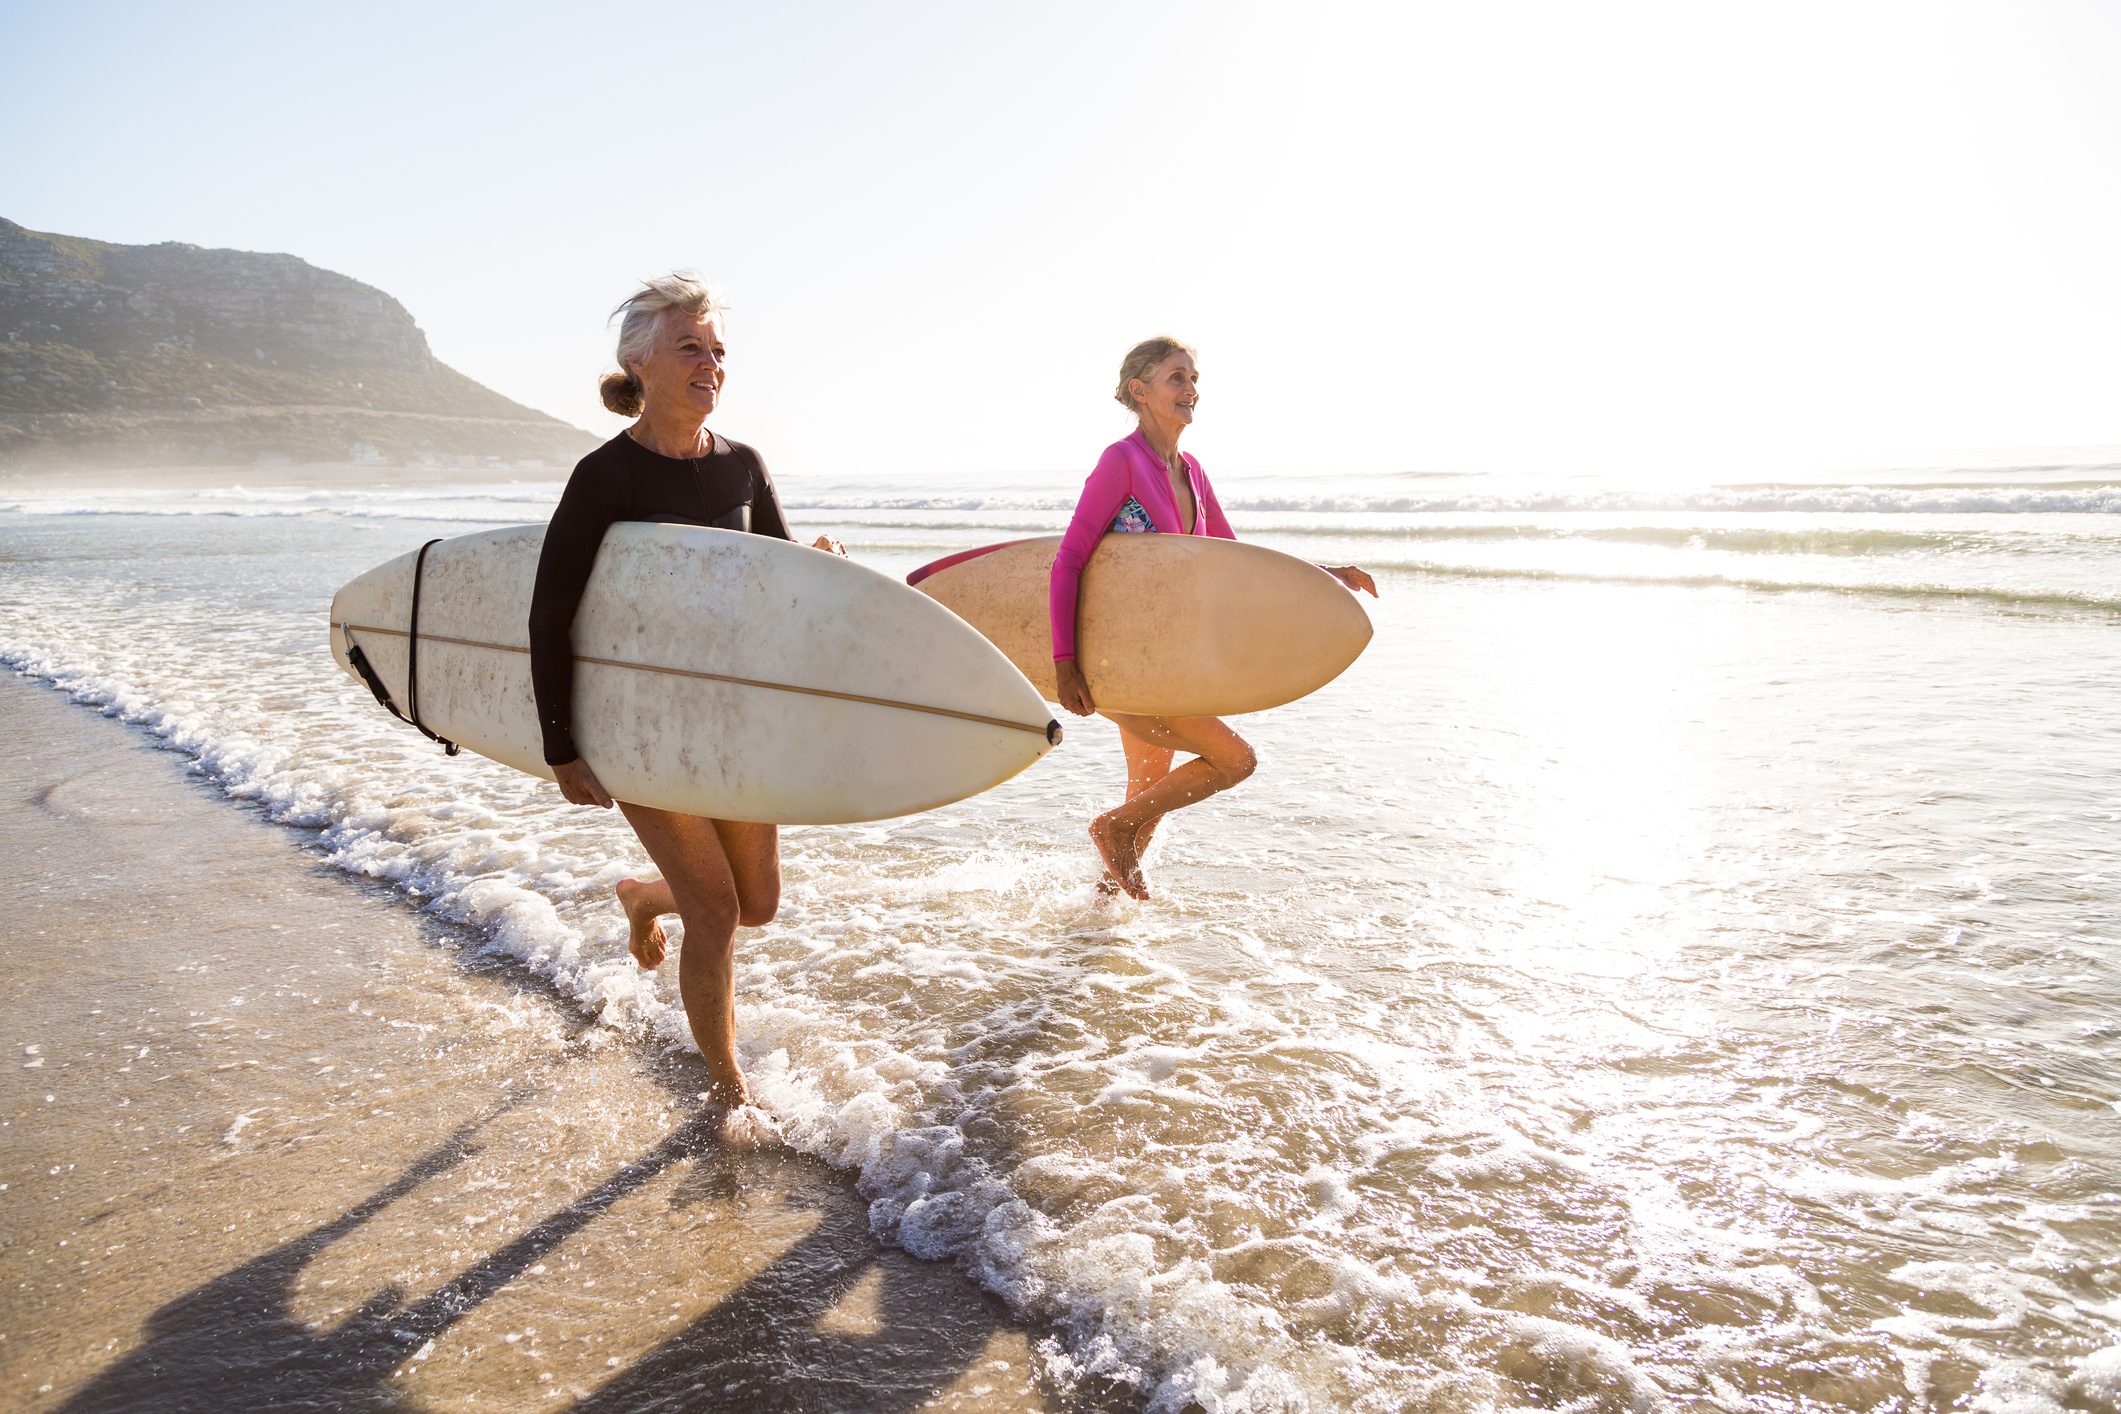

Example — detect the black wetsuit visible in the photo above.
[528,430,794,766]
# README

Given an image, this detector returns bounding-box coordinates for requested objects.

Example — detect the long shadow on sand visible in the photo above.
[571,1155,1004,1414]
[58,1093,1034,1413]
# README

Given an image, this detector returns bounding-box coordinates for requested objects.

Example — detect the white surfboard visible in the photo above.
[329,524,1061,824]
[909,535,1372,717]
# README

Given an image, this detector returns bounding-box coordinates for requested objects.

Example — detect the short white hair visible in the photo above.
[600,272,728,415]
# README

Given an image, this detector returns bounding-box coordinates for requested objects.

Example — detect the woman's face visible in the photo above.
[1131,351,1199,428]
[631,312,727,420]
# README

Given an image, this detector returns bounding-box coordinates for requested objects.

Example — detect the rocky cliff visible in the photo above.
[0,218,596,469]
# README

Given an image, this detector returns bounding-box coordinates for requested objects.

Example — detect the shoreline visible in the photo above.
[0,461,565,494]
[0,672,1101,1413]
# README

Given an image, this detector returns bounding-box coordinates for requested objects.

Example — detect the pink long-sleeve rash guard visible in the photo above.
[1049,429,1236,662]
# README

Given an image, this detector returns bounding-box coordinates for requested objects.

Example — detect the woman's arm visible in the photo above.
[749,446,844,555]
[1192,458,1374,596]
[746,447,795,542]
[1050,442,1134,666]
[528,466,613,771]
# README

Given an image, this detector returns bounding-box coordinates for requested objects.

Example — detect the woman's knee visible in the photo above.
[1217,741,1258,787]
[675,890,742,943]
[733,858,781,928]
[718,824,780,928]
[737,885,779,929]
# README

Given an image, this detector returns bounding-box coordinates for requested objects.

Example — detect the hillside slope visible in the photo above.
[0,218,595,469]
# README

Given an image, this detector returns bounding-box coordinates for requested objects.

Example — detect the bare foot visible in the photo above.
[718,1102,781,1150]
[616,877,668,970]
[1131,818,1160,870]
[1096,818,1162,896]
[1089,815,1149,900]
[700,1070,750,1109]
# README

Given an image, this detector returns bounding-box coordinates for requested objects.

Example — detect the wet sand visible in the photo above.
[0,674,1096,1413]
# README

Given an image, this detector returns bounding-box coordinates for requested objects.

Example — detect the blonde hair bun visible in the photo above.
[599,370,644,416]
[1115,335,1196,413]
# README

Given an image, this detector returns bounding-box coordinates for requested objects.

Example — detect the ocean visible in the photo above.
[3,456,2118,1412]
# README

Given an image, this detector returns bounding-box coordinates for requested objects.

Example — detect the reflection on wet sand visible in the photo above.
[0,675,1090,1413]
[60,1109,1048,1413]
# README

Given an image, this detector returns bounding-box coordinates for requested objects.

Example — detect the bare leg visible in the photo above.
[616,804,777,1106]
[1120,728,1179,861]
[615,821,777,968]
[1097,728,1176,895]
[711,818,781,928]
[1089,713,1256,899]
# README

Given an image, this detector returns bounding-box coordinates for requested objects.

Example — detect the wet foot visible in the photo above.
[701,1068,750,1109]
[1089,815,1149,900]
[718,1102,781,1150]
[691,1069,773,1147]
[1131,818,1160,868]
[616,877,668,969]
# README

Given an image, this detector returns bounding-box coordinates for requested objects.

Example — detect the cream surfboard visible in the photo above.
[908,535,1372,716]
[329,523,1061,825]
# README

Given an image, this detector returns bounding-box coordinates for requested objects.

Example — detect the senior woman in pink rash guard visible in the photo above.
[1052,336,1376,899]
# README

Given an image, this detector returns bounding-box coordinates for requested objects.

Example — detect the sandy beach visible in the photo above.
[10,2,2121,1401]
[0,672,1096,1413]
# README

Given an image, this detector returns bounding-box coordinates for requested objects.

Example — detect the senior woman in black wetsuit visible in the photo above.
[530,272,840,1109]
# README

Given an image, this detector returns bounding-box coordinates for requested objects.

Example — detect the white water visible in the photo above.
[4,460,2120,1411]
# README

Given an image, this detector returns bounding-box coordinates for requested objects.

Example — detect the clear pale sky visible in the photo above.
[5,0,2118,482]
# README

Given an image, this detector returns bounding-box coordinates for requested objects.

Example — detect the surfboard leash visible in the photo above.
[340,538,461,756]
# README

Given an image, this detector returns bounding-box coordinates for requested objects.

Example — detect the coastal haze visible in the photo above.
[0,218,594,472]
[6,3,2120,483]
